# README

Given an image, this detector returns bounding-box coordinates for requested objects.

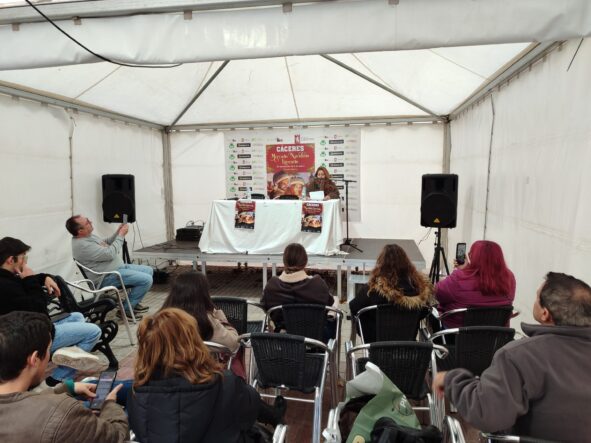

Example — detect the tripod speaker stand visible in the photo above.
[338,179,362,253]
[429,227,450,284]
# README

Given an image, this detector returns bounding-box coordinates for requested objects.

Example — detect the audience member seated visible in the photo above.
[349,243,433,342]
[434,240,515,328]
[127,308,286,443]
[261,243,337,337]
[161,271,240,352]
[0,237,103,387]
[433,272,591,442]
[66,215,152,320]
[0,311,128,443]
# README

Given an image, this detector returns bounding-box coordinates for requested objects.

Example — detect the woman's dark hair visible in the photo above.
[368,244,429,298]
[161,271,215,340]
[283,243,308,273]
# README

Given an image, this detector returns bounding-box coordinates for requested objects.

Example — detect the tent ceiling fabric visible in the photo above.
[0,43,529,125]
[0,0,589,70]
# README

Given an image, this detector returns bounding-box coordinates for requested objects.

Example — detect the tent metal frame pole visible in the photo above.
[171,115,445,131]
[162,131,175,241]
[167,60,230,129]
[0,82,163,130]
[320,54,440,118]
[0,0,332,25]
[450,41,560,118]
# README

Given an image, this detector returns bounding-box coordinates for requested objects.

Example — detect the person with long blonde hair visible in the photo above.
[127,308,285,443]
[349,244,433,342]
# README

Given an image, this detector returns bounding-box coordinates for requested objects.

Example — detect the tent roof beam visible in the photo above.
[0,0,330,25]
[450,41,560,118]
[0,81,164,129]
[170,115,445,131]
[320,54,441,118]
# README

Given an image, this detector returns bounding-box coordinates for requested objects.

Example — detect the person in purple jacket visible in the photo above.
[434,240,516,328]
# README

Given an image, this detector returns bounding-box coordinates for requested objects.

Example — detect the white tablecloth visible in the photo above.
[199,199,343,255]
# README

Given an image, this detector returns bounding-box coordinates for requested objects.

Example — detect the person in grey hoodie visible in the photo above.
[432,272,591,442]
[66,215,152,319]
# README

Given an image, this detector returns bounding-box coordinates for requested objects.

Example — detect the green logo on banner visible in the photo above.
[320,151,326,157]
[229,154,235,160]
[320,140,326,145]
[229,143,235,149]
[230,165,236,171]
[230,176,235,181]
[230,187,236,192]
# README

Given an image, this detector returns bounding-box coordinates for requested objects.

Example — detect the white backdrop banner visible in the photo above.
[224,128,361,222]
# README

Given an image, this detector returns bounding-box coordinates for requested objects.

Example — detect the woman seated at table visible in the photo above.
[349,243,433,343]
[434,240,516,329]
[261,243,337,338]
[307,166,340,200]
[127,308,285,443]
[161,271,239,352]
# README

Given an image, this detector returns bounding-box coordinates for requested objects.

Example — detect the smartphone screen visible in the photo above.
[456,242,467,264]
[89,370,117,410]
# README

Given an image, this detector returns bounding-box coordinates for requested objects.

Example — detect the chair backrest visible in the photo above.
[281,304,327,342]
[251,193,266,200]
[249,332,325,392]
[74,261,90,280]
[366,341,434,400]
[452,326,514,376]
[463,305,514,327]
[375,304,428,342]
[212,296,248,334]
[277,195,299,200]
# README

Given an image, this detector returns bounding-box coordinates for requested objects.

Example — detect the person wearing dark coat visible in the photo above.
[349,244,433,343]
[306,166,340,200]
[128,308,285,443]
[261,243,336,334]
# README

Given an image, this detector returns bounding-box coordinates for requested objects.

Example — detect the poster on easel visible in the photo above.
[301,202,323,233]
[234,200,256,230]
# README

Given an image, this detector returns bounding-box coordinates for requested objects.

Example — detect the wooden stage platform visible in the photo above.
[134,238,425,299]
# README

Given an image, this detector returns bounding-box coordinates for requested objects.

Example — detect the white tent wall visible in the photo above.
[0,94,73,277]
[170,124,444,267]
[449,39,591,324]
[70,114,168,262]
[170,131,226,230]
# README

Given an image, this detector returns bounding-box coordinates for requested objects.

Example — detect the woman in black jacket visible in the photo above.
[349,244,433,342]
[127,308,284,443]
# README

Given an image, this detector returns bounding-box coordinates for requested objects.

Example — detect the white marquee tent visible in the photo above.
[1,0,590,324]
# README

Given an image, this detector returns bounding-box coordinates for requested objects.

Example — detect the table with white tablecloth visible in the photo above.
[198,199,343,255]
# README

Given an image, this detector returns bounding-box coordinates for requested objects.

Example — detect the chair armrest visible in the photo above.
[438,308,467,320]
[71,278,97,290]
[273,424,288,443]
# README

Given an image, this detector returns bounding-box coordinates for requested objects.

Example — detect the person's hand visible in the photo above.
[323,195,330,201]
[74,382,97,398]
[118,224,129,237]
[19,264,35,278]
[105,383,123,403]
[44,276,61,297]
[453,260,467,270]
[432,371,447,399]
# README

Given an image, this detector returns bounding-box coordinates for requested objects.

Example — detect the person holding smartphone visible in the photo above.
[434,240,516,328]
[0,311,128,443]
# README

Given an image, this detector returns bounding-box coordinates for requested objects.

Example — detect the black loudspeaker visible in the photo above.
[102,174,136,223]
[420,174,458,228]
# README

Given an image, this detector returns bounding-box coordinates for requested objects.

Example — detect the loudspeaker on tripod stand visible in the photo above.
[420,174,458,228]
[102,174,136,223]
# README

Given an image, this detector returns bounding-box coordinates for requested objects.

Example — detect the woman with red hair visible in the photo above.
[434,240,516,328]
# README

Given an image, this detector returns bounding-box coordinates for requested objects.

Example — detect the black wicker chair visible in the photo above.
[212,296,265,334]
[437,305,517,328]
[53,275,119,369]
[241,332,333,443]
[346,340,449,429]
[352,304,430,344]
[429,326,515,376]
